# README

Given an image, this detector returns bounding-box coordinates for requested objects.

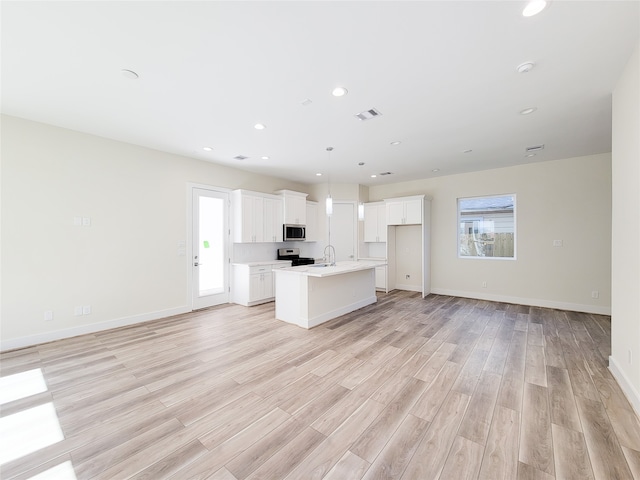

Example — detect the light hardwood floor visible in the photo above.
[2,292,640,479]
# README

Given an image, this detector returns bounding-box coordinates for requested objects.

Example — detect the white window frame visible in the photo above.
[457,193,516,260]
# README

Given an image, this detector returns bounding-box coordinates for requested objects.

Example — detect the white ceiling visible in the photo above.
[2,1,638,186]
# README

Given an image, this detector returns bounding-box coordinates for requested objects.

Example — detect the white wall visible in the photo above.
[610,42,640,413]
[1,115,309,349]
[370,153,612,314]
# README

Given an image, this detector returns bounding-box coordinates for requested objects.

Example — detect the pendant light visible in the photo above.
[325,147,333,216]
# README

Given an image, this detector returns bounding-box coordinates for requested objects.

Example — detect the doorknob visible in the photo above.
[194,262,203,267]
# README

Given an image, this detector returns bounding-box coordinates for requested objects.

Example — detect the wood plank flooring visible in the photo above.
[1,292,640,479]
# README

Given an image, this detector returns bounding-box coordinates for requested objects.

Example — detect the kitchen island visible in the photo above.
[274,261,381,329]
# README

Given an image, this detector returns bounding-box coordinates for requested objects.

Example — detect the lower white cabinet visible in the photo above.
[375,265,388,292]
[232,263,289,306]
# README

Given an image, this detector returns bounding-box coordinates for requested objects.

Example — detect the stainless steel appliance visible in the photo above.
[277,248,315,266]
[283,224,305,241]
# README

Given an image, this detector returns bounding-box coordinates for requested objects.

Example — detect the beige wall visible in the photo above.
[611,41,640,413]
[0,114,620,353]
[1,115,309,349]
[370,153,612,314]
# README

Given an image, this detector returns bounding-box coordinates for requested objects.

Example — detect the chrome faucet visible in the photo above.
[323,244,336,266]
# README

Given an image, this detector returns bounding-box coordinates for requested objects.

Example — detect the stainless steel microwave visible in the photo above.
[283,224,305,241]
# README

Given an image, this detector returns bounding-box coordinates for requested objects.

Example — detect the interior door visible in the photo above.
[192,187,230,309]
[331,202,356,262]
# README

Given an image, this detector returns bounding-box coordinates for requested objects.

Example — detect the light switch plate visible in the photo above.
[73,217,82,226]
[82,305,91,315]
[553,239,563,247]
[44,310,54,321]
[74,306,83,316]
[82,217,91,227]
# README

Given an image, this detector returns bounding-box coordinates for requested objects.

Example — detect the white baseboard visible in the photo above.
[430,288,611,315]
[1,306,191,352]
[393,284,422,293]
[609,355,640,417]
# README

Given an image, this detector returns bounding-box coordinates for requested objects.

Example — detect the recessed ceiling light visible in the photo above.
[261,156,270,160]
[523,0,547,17]
[516,62,535,73]
[370,174,377,178]
[254,123,266,130]
[432,169,440,172]
[519,107,537,115]
[332,87,348,97]
[121,69,139,80]
[463,149,473,154]
[390,141,401,146]
[316,173,322,176]
[203,146,213,152]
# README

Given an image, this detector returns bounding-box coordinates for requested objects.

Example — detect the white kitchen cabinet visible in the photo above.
[233,191,264,242]
[232,190,282,243]
[375,265,387,292]
[249,269,273,303]
[276,190,308,225]
[264,197,283,242]
[364,202,387,242]
[386,196,423,225]
[232,263,289,306]
[306,201,318,242]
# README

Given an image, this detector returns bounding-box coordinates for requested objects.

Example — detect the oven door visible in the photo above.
[284,224,305,241]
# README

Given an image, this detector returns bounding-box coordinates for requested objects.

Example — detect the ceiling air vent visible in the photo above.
[233,155,249,161]
[355,108,382,121]
[379,171,394,176]
[525,144,544,153]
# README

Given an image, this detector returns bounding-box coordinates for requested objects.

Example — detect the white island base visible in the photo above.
[274,262,378,329]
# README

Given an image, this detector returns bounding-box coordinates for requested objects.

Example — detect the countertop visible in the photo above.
[273,260,386,278]
[232,260,291,267]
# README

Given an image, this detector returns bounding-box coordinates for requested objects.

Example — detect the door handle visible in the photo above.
[194,262,203,266]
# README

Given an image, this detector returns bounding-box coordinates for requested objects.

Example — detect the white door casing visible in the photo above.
[190,186,230,309]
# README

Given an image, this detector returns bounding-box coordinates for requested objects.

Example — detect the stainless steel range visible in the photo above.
[277,248,315,266]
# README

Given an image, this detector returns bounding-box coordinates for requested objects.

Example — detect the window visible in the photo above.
[458,194,515,259]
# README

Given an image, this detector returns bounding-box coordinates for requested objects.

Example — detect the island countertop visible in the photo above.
[273,260,385,278]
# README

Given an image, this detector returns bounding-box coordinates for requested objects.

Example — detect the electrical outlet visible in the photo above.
[482,281,487,288]
[44,310,54,321]
[591,291,599,299]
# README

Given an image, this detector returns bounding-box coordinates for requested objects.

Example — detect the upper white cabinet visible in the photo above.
[276,190,308,225]
[306,201,318,242]
[263,197,283,242]
[232,190,282,243]
[386,196,422,225]
[364,202,387,242]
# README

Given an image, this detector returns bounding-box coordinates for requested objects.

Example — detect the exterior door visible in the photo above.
[192,187,230,309]
[331,202,356,262]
